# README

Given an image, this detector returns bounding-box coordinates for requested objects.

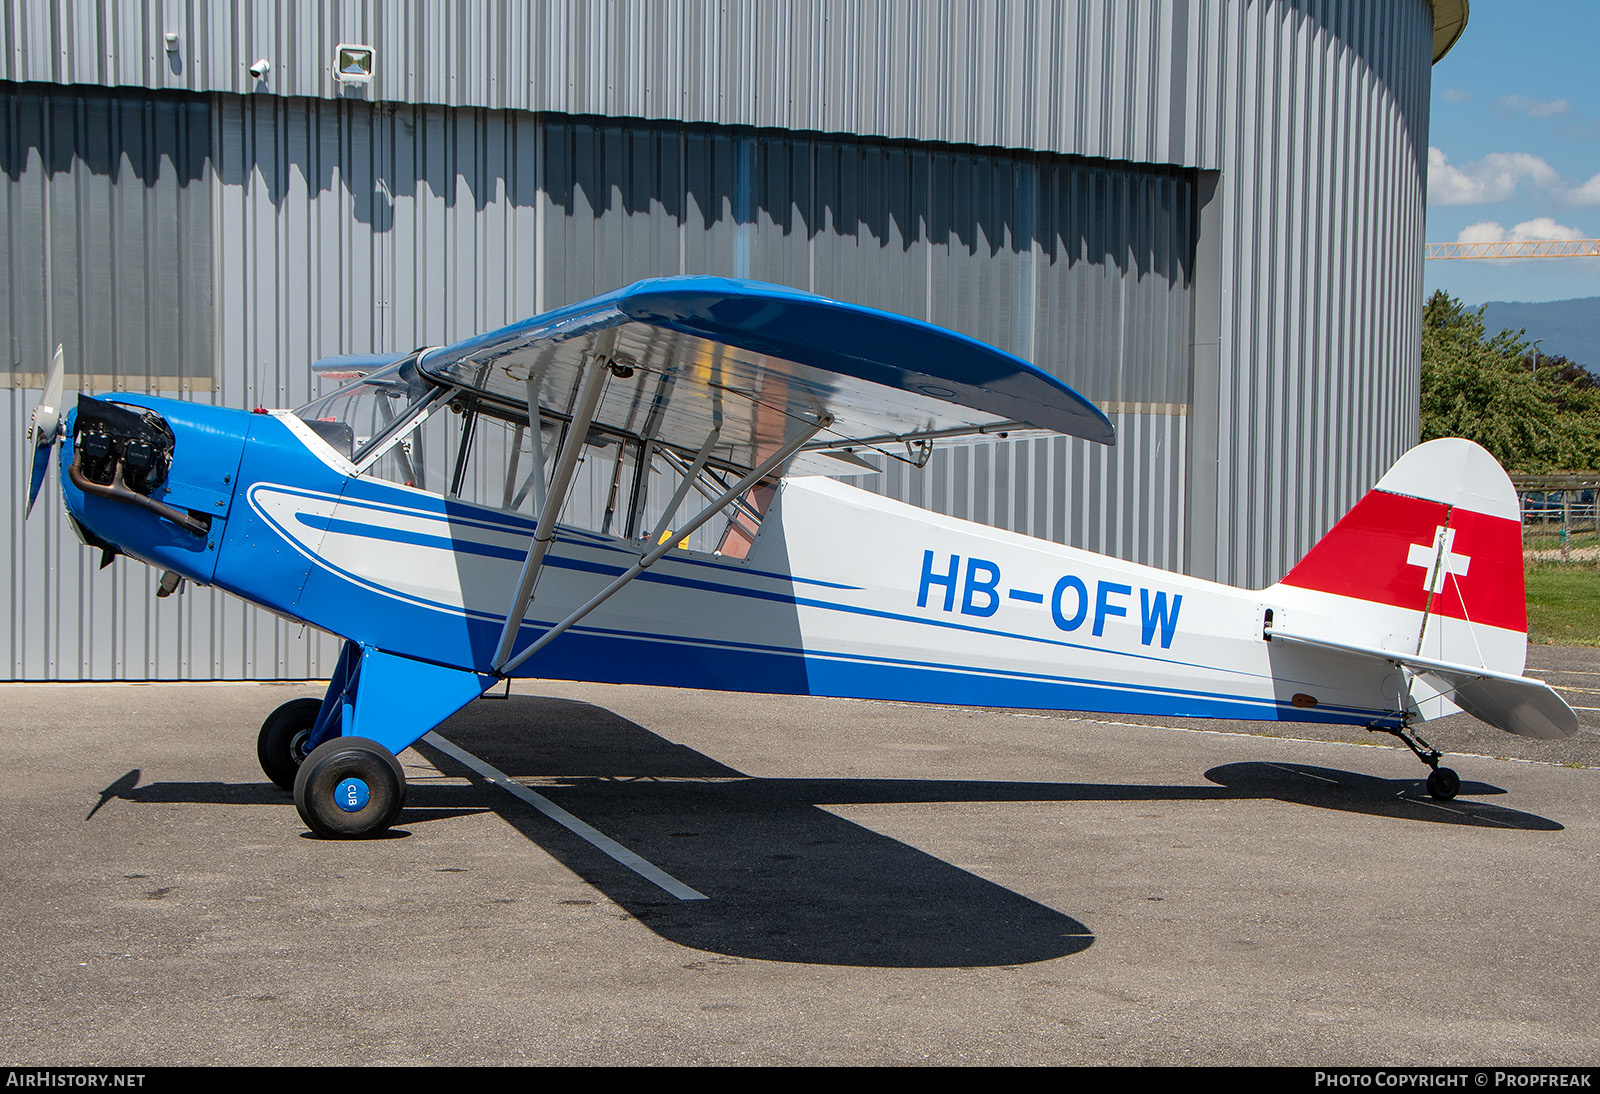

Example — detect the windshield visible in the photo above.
[293,358,442,464]
[289,356,776,553]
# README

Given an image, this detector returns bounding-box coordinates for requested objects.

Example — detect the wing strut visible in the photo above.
[658,447,766,527]
[645,427,721,548]
[500,424,525,510]
[490,334,616,671]
[494,411,833,678]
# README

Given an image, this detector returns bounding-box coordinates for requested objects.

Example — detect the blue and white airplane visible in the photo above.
[25,277,1578,838]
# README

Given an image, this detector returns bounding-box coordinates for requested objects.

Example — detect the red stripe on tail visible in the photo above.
[1280,489,1525,633]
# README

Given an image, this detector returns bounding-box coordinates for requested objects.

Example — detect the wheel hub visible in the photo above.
[335,777,371,813]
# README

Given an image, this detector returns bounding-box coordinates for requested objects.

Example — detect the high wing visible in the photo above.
[412,276,1114,477]
[375,276,1113,680]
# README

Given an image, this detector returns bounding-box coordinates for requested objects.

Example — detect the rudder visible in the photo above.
[1274,438,1526,673]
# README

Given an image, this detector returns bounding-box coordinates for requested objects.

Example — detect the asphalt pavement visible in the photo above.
[1,652,1595,1066]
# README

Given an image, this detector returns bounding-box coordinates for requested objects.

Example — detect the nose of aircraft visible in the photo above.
[60,394,251,585]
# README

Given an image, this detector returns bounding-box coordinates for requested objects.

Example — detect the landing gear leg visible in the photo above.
[1367,720,1460,801]
[276,640,494,839]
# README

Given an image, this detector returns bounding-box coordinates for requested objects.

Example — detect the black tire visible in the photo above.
[257,697,324,791]
[293,736,407,839]
[1426,767,1461,801]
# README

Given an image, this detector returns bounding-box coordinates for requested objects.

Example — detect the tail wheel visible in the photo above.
[1426,767,1461,801]
[1367,723,1462,802]
[257,697,324,791]
[293,736,407,839]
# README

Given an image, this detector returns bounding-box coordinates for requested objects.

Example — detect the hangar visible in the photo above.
[2,0,1464,680]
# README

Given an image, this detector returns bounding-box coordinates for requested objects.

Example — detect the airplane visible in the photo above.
[23,276,1580,839]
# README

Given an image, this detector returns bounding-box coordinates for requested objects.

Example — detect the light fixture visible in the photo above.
[333,44,375,85]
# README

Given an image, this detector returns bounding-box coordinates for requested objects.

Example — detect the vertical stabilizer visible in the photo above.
[1273,438,1526,674]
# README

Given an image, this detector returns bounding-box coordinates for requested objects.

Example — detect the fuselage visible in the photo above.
[59,394,1417,730]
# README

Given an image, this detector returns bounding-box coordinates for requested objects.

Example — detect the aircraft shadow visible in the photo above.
[91,698,1563,967]
[409,696,1562,964]
[406,707,1094,968]
[1202,762,1563,831]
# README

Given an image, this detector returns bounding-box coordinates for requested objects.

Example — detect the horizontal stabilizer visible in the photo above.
[1267,628,1578,740]
[1446,674,1579,742]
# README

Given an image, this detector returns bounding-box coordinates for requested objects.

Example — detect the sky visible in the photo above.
[1422,0,1600,304]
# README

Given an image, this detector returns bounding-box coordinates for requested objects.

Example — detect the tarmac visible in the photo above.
[1,647,1596,1066]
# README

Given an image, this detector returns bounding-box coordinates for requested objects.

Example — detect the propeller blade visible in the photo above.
[24,344,67,517]
[25,444,53,517]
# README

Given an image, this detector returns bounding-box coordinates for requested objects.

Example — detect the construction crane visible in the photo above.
[1425,239,1600,259]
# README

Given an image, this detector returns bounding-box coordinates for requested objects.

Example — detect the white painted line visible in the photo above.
[1398,793,1515,828]
[1265,762,1338,784]
[423,731,708,902]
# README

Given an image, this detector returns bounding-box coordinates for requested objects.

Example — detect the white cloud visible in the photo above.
[1568,171,1600,205]
[1455,218,1585,243]
[1495,94,1572,118]
[1445,219,1591,264]
[1454,221,1507,242]
[1442,87,1470,103]
[1428,148,1561,205]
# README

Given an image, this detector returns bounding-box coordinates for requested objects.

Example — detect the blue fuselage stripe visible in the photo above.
[285,497,1294,699]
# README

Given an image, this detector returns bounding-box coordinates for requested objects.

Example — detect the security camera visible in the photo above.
[247,58,270,80]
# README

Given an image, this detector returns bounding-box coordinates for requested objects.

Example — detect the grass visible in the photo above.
[1525,560,1600,646]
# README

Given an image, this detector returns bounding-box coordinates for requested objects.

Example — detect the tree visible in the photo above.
[1419,290,1599,473]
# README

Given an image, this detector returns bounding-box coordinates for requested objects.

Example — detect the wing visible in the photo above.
[414,276,1114,477]
[381,277,1113,677]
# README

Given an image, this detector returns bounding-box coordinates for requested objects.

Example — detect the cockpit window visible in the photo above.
[293,359,444,465]
[293,359,775,556]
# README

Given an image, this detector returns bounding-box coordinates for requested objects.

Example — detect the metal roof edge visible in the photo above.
[1430,0,1470,62]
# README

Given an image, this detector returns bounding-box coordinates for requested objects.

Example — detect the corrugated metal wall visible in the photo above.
[3,84,241,680]
[0,1,1436,176]
[1,0,1222,169]
[539,121,1194,408]
[2,0,1437,679]
[3,87,1194,679]
[1187,0,1432,586]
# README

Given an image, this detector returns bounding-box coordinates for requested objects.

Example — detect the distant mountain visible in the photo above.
[1478,297,1600,369]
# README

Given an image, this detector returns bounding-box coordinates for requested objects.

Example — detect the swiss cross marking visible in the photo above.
[1405,525,1470,594]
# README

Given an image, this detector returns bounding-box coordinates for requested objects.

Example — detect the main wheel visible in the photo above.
[1426,767,1461,801]
[293,736,407,839]
[257,698,324,791]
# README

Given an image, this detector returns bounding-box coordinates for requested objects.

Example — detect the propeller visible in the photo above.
[25,343,67,517]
